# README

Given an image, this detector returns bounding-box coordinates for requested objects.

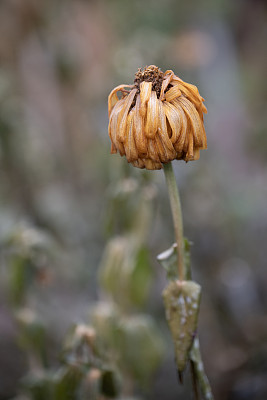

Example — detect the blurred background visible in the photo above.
[0,0,267,399]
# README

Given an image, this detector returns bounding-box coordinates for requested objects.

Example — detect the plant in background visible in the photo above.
[4,182,164,400]
[108,65,213,399]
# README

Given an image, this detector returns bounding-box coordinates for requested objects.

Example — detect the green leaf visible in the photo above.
[117,315,164,385]
[129,246,152,307]
[99,239,152,309]
[162,280,201,372]
[53,366,83,400]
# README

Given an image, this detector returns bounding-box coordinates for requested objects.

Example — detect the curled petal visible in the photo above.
[140,81,152,117]
[193,148,200,160]
[125,110,138,162]
[160,71,174,100]
[155,132,173,163]
[144,159,162,170]
[108,84,133,116]
[117,88,137,142]
[158,100,176,156]
[108,99,126,156]
[186,131,194,161]
[163,101,183,144]
[110,142,117,154]
[177,96,205,147]
[132,159,145,169]
[133,95,147,155]
[145,91,159,139]
[165,85,182,102]
[173,80,207,117]
[148,138,160,162]
[170,100,188,153]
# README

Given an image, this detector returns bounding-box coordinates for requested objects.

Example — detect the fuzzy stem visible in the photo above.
[163,162,184,281]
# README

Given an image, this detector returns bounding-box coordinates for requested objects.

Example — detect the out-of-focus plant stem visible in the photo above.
[163,162,184,281]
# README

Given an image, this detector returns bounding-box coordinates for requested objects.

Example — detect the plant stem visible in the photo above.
[163,162,184,281]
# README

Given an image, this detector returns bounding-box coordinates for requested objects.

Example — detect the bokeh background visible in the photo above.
[1,0,267,399]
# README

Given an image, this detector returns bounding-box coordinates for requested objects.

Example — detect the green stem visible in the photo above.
[163,162,184,281]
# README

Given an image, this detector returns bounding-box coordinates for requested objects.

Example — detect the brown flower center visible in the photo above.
[134,65,164,98]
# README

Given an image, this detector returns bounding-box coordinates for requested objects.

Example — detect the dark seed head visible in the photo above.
[134,65,164,98]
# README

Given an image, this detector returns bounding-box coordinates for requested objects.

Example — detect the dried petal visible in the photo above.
[160,71,174,100]
[155,132,172,163]
[186,131,194,161]
[170,100,188,153]
[163,101,183,143]
[177,96,205,147]
[107,65,207,169]
[145,91,159,139]
[157,100,176,155]
[144,159,162,170]
[165,85,182,102]
[147,139,160,162]
[125,110,138,162]
[117,88,137,142]
[133,95,147,155]
[140,81,152,117]
[108,84,133,116]
[108,99,126,156]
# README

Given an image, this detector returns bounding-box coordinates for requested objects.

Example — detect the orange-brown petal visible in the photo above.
[165,84,182,102]
[177,96,205,147]
[140,81,152,117]
[163,101,182,144]
[117,88,137,142]
[133,95,147,155]
[157,100,176,155]
[145,90,159,139]
[125,110,138,162]
[109,99,126,156]
[160,71,174,100]
[170,99,188,152]
[108,84,133,116]
[147,138,160,162]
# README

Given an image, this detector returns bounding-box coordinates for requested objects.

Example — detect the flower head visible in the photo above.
[108,65,207,170]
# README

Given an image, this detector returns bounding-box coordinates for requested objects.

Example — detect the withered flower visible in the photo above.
[108,65,207,170]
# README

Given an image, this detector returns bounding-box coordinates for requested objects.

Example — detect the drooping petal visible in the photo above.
[163,101,183,143]
[133,95,147,155]
[174,80,206,117]
[193,148,200,160]
[155,132,173,163]
[170,100,188,152]
[110,142,117,154]
[108,84,134,116]
[157,100,176,156]
[117,88,137,142]
[186,130,194,161]
[140,81,152,117]
[144,158,162,170]
[165,84,182,102]
[160,71,174,100]
[108,99,126,156]
[177,96,205,147]
[132,159,145,169]
[147,138,160,162]
[145,90,159,139]
[125,109,138,162]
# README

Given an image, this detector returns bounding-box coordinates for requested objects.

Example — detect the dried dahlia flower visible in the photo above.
[108,65,207,170]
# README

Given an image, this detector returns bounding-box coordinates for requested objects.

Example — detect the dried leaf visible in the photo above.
[162,280,201,372]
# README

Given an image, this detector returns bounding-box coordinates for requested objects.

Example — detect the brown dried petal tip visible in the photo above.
[108,65,207,170]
